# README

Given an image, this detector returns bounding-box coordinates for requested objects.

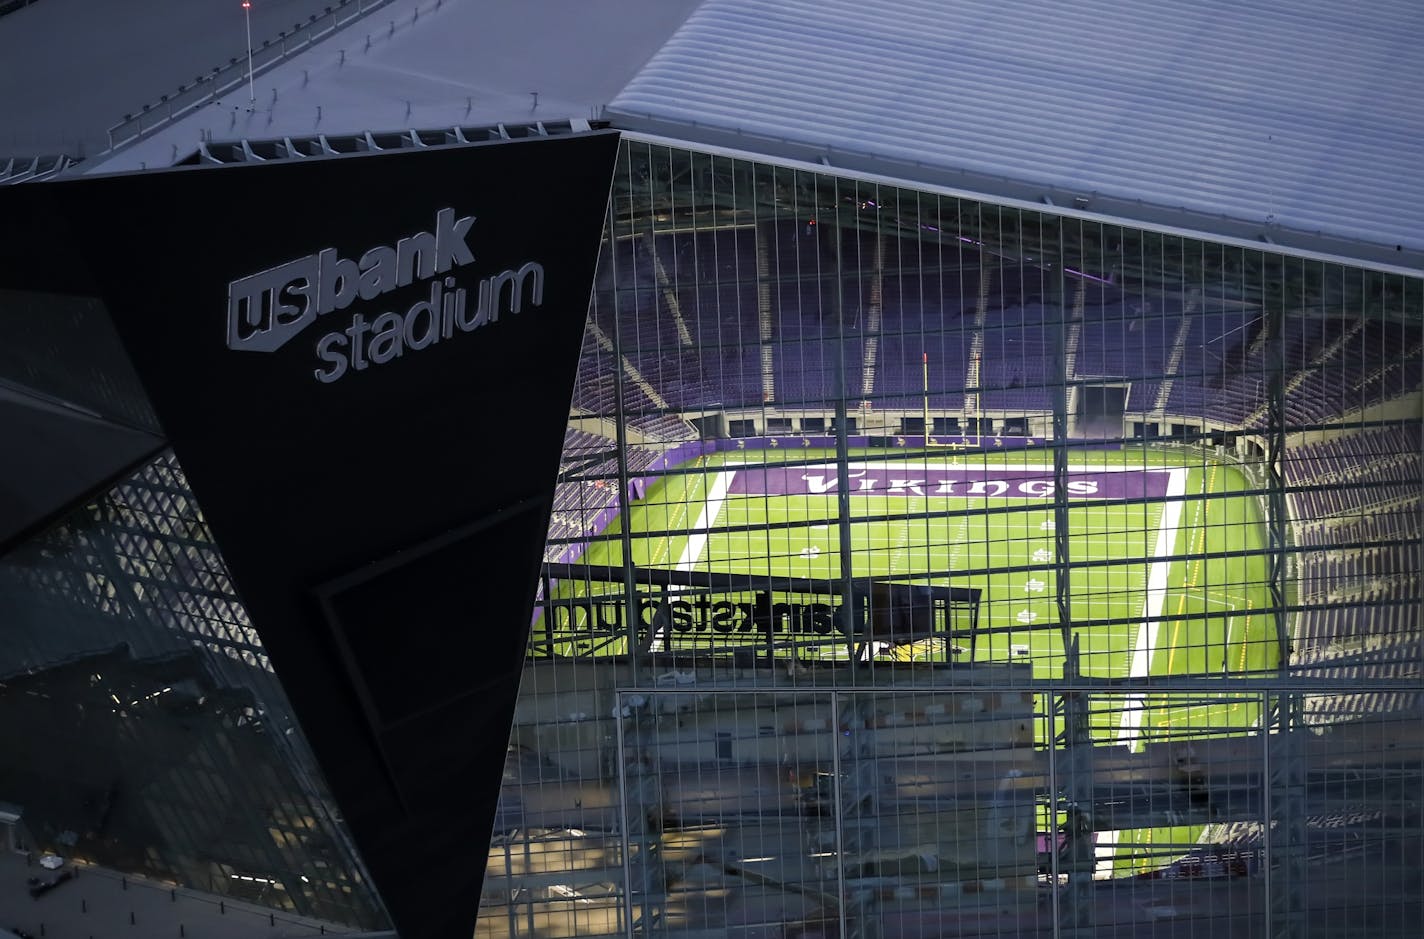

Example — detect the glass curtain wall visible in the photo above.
[483,138,1423,939]
[0,453,389,931]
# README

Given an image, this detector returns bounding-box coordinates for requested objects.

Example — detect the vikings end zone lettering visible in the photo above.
[729,464,1173,500]
[11,133,621,939]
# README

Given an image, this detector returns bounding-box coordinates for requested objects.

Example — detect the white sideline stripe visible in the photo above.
[650,469,736,652]
[1095,829,1121,875]
[1125,467,1190,715]
[1097,466,1189,878]
[680,469,736,571]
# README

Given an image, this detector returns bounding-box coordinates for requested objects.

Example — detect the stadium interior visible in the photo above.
[1,1,1421,938]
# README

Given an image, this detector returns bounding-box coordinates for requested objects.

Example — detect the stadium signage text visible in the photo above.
[223,208,544,382]
[724,465,1177,500]
[798,472,1099,497]
[552,592,856,636]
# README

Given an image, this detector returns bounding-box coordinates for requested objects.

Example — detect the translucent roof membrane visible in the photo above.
[609,0,1424,262]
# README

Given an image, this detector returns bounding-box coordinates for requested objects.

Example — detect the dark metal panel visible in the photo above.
[1,133,620,939]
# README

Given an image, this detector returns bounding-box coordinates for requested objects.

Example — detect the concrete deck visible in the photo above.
[0,853,377,939]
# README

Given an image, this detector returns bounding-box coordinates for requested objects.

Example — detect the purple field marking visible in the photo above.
[556,438,1147,567]
[726,464,1171,500]
[541,441,1153,625]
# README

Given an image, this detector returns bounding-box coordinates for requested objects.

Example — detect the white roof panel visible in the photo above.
[608,0,1424,259]
[79,0,701,175]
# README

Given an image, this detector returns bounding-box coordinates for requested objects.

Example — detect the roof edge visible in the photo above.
[608,112,1424,277]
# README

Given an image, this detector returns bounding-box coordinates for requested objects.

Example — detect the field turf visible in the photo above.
[546,445,1274,681]
[540,443,1278,875]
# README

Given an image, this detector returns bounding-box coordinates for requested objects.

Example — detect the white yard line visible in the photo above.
[1122,467,1190,729]
[678,469,736,571]
[650,469,736,652]
[1097,466,1189,878]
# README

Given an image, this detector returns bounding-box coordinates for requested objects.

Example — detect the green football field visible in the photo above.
[539,443,1278,875]
[545,445,1274,680]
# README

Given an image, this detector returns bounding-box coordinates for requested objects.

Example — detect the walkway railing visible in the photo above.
[103,0,412,152]
[0,153,74,183]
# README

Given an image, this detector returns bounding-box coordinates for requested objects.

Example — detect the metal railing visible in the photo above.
[103,0,408,152]
[0,153,74,183]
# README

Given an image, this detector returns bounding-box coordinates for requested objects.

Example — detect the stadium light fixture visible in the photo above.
[242,1,255,105]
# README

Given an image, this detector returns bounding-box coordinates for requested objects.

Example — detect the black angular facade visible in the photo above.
[0,131,621,939]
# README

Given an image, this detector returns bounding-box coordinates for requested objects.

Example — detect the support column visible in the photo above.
[1051,230,1092,934]
[616,694,666,938]
[1266,691,1306,939]
[1054,643,1096,934]
[1264,289,1304,938]
[1265,295,1290,669]
[610,218,643,677]
[831,203,860,672]
[1052,235,1073,655]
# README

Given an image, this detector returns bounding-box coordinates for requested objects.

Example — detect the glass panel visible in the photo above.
[0,452,388,931]
[489,138,1423,939]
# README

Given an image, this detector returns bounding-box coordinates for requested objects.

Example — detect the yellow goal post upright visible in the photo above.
[922,350,967,449]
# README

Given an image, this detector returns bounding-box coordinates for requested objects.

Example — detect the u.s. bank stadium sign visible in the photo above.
[539,565,982,645]
[550,591,854,636]
[224,208,542,382]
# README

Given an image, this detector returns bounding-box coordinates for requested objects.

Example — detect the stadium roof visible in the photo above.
[608,0,1424,265]
[0,0,342,156]
[72,0,702,174]
[10,0,1422,271]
